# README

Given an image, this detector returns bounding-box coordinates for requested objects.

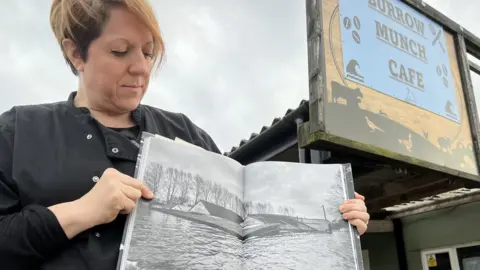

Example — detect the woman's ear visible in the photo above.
[62,38,85,73]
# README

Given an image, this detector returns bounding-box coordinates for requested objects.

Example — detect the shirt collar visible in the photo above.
[66,91,143,125]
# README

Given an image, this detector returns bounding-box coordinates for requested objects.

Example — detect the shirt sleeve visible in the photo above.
[0,107,70,268]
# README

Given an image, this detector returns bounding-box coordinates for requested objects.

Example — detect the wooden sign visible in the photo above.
[312,0,478,176]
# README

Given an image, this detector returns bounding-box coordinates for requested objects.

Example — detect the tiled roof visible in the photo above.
[384,187,480,213]
[224,99,309,156]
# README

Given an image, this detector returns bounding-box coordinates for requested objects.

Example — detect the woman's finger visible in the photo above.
[349,219,368,235]
[340,202,367,213]
[119,197,137,215]
[343,211,370,224]
[119,174,153,199]
[121,184,143,201]
[354,192,365,200]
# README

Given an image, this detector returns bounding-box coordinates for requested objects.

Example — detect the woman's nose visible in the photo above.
[129,52,151,75]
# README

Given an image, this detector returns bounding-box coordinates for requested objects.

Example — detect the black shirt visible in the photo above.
[0,92,221,270]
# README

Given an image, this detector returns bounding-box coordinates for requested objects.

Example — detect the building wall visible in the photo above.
[402,200,480,270]
[361,232,400,270]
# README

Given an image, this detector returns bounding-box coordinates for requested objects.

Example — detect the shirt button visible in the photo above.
[92,176,99,183]
[95,232,101,238]
[86,134,92,140]
[112,148,119,154]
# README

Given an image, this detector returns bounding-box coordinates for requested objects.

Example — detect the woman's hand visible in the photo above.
[49,168,153,239]
[339,192,370,235]
[78,168,153,226]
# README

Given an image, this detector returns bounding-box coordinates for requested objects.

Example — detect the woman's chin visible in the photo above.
[116,98,142,112]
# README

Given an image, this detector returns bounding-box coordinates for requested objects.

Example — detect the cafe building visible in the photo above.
[225,0,480,269]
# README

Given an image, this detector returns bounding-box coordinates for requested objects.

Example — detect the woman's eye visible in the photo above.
[144,53,154,59]
[112,50,127,57]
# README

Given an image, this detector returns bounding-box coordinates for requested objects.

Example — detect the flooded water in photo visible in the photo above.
[125,207,355,270]
[243,231,354,269]
[126,208,242,270]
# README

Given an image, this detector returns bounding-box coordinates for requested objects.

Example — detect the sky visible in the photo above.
[1,0,479,154]
[244,162,344,220]
[146,136,245,201]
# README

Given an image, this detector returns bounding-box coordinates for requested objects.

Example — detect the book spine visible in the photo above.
[342,163,365,270]
[115,131,155,270]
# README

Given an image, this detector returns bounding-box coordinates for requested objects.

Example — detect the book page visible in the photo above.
[242,161,359,270]
[120,136,245,270]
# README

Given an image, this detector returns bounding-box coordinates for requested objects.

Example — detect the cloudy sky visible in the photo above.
[1,0,479,153]
[244,162,344,219]
[147,136,245,201]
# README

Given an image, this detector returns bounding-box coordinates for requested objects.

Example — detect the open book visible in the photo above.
[116,132,364,270]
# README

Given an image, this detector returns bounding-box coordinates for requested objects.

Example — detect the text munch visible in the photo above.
[375,20,427,62]
[388,59,424,91]
[368,0,425,36]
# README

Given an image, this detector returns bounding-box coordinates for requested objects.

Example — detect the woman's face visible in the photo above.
[76,7,155,114]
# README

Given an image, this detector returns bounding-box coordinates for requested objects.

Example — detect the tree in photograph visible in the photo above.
[212,183,223,205]
[144,163,164,197]
[192,175,204,205]
[178,171,191,204]
[236,197,245,217]
[220,188,231,208]
[277,205,295,216]
[287,206,295,216]
[164,167,180,204]
[323,170,345,220]
[244,201,253,216]
[255,202,265,214]
[202,179,213,202]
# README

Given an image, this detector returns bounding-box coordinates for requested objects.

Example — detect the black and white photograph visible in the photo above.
[242,162,357,270]
[119,136,246,270]
[117,136,362,270]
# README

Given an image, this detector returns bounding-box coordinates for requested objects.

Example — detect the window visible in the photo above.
[421,242,480,270]
[457,245,480,270]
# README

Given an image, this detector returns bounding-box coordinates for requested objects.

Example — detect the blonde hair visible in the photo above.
[50,0,165,75]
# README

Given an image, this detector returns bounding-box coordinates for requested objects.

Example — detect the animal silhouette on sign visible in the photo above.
[365,116,384,133]
[331,81,363,107]
[445,101,454,115]
[422,130,429,139]
[378,110,388,118]
[398,133,413,152]
[345,59,364,83]
[437,136,452,153]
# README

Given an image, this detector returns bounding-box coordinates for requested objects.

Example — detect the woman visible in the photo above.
[0,0,370,269]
